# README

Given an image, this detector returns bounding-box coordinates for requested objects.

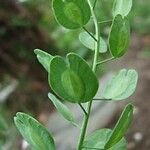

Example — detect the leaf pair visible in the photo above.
[83,103,134,150]
[103,69,138,100]
[112,0,132,18]
[34,50,99,103]
[14,113,56,150]
[49,53,99,103]
[52,0,91,29]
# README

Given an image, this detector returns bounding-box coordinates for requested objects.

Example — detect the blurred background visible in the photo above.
[0,0,150,149]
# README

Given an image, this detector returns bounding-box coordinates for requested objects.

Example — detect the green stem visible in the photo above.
[77,0,100,149]
[93,0,98,10]
[82,27,97,42]
[98,20,112,24]
[96,57,115,66]
[79,103,88,115]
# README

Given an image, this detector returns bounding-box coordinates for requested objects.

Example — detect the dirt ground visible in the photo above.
[107,33,150,150]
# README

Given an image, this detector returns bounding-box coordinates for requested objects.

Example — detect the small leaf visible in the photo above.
[48,93,77,126]
[52,0,91,29]
[79,31,107,53]
[105,104,134,149]
[103,69,138,100]
[49,53,98,103]
[14,112,56,150]
[34,49,54,73]
[83,128,127,150]
[109,14,130,58]
[112,0,132,17]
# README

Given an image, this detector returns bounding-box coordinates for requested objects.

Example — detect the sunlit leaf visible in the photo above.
[79,31,107,53]
[49,53,98,103]
[112,0,132,17]
[48,93,77,126]
[109,15,130,58]
[105,104,134,149]
[103,69,138,100]
[14,112,56,150]
[83,128,127,150]
[34,49,54,73]
[52,0,91,29]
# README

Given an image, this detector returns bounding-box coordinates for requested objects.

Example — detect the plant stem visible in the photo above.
[98,20,112,24]
[93,0,98,10]
[96,57,115,66]
[79,103,88,115]
[82,27,97,42]
[93,98,112,101]
[77,0,100,149]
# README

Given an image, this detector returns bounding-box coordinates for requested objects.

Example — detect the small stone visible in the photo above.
[22,139,29,150]
[133,132,143,142]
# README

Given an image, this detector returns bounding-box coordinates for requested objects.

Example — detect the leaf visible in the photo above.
[105,104,134,149]
[109,14,130,58]
[82,128,127,150]
[79,31,107,53]
[34,49,54,73]
[112,0,132,17]
[48,93,77,126]
[52,0,91,29]
[49,53,98,103]
[103,69,138,100]
[14,112,56,150]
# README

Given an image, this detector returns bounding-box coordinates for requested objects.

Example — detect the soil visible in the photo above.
[107,33,150,150]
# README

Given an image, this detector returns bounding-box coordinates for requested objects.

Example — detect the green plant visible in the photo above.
[14,0,138,149]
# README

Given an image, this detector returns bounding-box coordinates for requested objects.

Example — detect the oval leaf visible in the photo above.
[48,93,77,126]
[105,104,134,149]
[34,49,53,73]
[14,112,56,150]
[109,14,130,58]
[83,128,127,150]
[52,0,91,29]
[112,0,132,17]
[79,31,107,53]
[103,69,138,100]
[49,53,99,103]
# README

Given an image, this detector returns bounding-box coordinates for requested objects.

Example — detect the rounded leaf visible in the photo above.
[52,0,91,29]
[83,128,127,150]
[14,112,56,150]
[103,69,138,100]
[49,53,99,103]
[112,0,132,17]
[109,15,130,58]
[79,31,107,53]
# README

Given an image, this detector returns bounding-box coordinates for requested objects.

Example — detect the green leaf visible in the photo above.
[14,112,56,150]
[83,128,127,150]
[52,0,91,29]
[49,53,98,103]
[48,93,77,126]
[34,49,54,73]
[112,0,132,17]
[103,69,138,100]
[109,14,130,58]
[105,104,134,149]
[79,31,107,53]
